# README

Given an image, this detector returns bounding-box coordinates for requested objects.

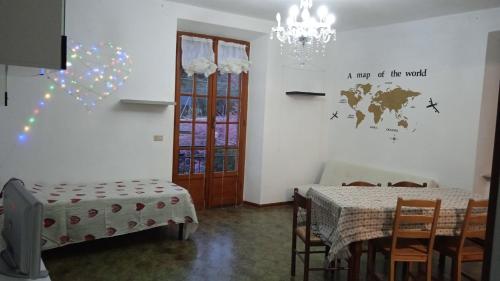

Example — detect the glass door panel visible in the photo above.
[228,124,239,146]
[230,74,240,97]
[174,69,210,209]
[193,150,206,174]
[178,150,191,175]
[226,149,239,172]
[208,72,244,207]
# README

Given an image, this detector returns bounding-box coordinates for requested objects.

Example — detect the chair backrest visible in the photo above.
[293,188,313,241]
[319,160,439,188]
[388,181,428,188]
[458,199,488,252]
[342,181,382,187]
[391,198,441,255]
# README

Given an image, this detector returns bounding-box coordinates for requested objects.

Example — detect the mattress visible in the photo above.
[0,179,198,250]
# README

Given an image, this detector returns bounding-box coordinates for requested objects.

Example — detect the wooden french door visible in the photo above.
[173,32,248,209]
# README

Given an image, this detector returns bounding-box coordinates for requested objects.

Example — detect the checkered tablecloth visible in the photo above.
[306,186,487,261]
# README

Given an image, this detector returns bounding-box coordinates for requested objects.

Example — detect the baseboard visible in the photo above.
[243,201,293,208]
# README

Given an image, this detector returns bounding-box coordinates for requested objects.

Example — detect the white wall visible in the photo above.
[327,8,500,191]
[257,41,329,204]
[0,0,327,205]
[0,0,177,185]
[0,0,329,204]
[2,0,498,204]
[0,0,273,186]
[474,31,500,195]
[243,35,269,203]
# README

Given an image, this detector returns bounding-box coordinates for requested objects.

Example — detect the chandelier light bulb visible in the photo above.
[301,8,310,21]
[276,12,282,26]
[289,5,300,18]
[317,5,329,20]
[326,14,336,25]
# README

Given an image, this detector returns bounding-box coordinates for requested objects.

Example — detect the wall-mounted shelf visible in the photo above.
[120,99,176,106]
[286,91,325,96]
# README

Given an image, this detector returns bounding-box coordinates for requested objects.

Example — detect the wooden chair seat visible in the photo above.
[435,237,484,261]
[296,226,323,245]
[375,238,429,262]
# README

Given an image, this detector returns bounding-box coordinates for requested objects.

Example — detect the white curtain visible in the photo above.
[181,35,217,77]
[217,41,251,75]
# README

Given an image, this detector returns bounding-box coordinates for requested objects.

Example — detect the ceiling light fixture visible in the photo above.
[271,0,336,64]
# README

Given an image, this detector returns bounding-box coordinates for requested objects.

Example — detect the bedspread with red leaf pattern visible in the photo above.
[0,179,198,250]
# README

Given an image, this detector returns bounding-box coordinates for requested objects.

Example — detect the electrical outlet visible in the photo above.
[153,135,164,142]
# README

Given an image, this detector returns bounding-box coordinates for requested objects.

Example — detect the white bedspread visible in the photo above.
[0,179,198,250]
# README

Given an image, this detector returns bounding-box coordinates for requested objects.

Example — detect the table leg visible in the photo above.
[178,223,185,240]
[348,241,362,281]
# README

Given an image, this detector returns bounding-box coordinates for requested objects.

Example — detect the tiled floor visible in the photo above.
[42,205,482,281]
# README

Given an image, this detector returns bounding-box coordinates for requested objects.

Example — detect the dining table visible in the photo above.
[305,185,487,281]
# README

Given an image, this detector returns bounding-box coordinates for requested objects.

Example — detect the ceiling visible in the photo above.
[169,0,500,31]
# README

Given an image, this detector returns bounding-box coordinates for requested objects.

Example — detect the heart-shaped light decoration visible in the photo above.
[49,40,133,111]
[17,40,133,143]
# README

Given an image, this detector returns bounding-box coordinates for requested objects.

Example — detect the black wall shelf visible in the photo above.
[286,91,326,96]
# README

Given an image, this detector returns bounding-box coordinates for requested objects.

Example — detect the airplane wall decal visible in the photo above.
[330,111,339,120]
[426,98,439,114]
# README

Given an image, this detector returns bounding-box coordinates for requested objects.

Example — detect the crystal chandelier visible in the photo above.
[271,0,336,64]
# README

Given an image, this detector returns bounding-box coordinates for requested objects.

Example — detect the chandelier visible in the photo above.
[271,0,336,64]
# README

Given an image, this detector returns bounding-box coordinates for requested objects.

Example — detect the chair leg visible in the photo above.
[452,258,462,281]
[383,255,389,274]
[291,235,297,276]
[366,241,376,281]
[304,244,310,281]
[330,257,337,281]
[426,260,433,281]
[389,261,396,281]
[324,246,330,278]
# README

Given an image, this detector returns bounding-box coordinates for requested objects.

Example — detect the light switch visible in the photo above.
[153,135,164,142]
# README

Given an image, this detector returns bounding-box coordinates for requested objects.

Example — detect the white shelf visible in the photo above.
[120,99,175,106]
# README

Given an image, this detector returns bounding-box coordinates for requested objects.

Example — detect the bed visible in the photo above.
[0,179,198,251]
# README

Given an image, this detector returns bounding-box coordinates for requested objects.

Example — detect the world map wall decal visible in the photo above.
[340,83,420,130]
[334,68,434,144]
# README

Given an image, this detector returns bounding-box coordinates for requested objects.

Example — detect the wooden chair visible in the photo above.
[367,198,442,281]
[291,188,347,281]
[388,181,428,188]
[435,199,488,281]
[342,181,382,187]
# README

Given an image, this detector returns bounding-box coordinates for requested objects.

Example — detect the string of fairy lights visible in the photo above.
[18,40,132,143]
[18,82,56,143]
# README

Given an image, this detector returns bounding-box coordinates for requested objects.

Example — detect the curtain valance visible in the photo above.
[217,41,251,75]
[181,35,217,77]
